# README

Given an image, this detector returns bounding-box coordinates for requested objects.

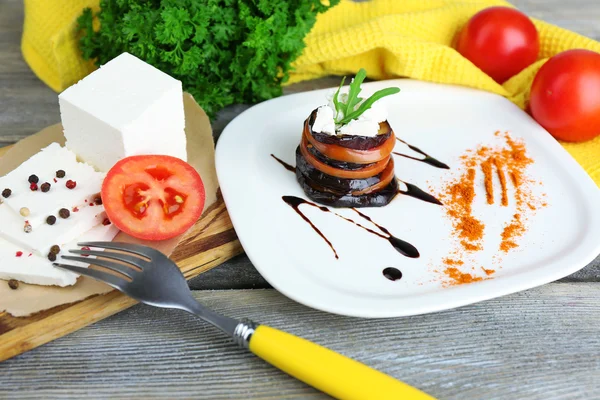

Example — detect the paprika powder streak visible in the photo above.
[436,132,543,286]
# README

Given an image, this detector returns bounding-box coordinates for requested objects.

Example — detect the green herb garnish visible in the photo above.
[77,0,340,118]
[333,68,400,125]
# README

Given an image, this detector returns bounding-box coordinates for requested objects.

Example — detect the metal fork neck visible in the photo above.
[180,299,240,337]
[181,300,257,348]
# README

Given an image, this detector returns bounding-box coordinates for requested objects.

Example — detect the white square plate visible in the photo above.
[216,80,600,318]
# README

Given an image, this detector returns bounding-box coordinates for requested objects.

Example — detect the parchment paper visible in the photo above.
[0,93,218,317]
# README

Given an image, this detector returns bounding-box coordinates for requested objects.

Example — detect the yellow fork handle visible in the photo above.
[248,325,435,400]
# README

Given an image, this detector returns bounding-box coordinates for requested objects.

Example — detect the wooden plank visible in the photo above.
[1,284,599,399]
[0,145,12,157]
[0,194,243,362]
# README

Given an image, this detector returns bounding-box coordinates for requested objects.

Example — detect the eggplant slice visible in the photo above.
[297,168,399,208]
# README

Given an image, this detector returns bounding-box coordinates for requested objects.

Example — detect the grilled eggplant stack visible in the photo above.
[296,108,399,208]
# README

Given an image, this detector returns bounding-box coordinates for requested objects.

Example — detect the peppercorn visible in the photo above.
[30,182,38,191]
[56,170,66,178]
[81,246,91,257]
[66,180,77,189]
[28,174,39,184]
[102,218,111,226]
[58,208,70,219]
[8,279,19,290]
[46,215,56,225]
[2,188,12,198]
[50,245,60,255]
[19,207,30,217]
[24,223,32,233]
[47,252,57,262]
[94,196,103,205]
[41,182,51,192]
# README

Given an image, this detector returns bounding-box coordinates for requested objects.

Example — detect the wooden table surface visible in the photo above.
[1,0,599,398]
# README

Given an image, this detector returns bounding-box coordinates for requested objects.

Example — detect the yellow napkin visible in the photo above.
[21,0,98,93]
[21,0,600,186]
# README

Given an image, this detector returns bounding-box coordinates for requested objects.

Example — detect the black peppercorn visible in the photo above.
[94,196,103,205]
[58,208,70,219]
[28,174,39,184]
[8,279,19,290]
[47,252,57,262]
[41,182,51,192]
[56,170,66,178]
[46,215,56,225]
[2,188,11,198]
[50,245,60,255]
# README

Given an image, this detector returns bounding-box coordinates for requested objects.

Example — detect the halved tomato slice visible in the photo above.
[102,155,205,241]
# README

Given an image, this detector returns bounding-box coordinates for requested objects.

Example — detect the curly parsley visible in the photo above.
[78,0,339,118]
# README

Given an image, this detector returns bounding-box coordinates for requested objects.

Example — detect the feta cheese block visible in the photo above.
[0,143,105,228]
[0,223,118,287]
[59,52,187,172]
[0,201,108,256]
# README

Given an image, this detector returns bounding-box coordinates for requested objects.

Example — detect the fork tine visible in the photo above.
[69,249,146,269]
[53,263,128,290]
[78,241,160,259]
[61,255,137,278]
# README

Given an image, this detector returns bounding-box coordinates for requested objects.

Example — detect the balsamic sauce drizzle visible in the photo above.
[283,196,419,259]
[282,196,338,259]
[270,154,296,172]
[273,136,445,270]
[398,181,443,206]
[393,138,450,169]
[382,267,403,281]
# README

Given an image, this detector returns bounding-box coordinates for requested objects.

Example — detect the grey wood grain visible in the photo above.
[1,285,600,399]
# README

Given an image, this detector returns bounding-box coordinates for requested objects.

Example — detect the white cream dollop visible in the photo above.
[311,95,388,137]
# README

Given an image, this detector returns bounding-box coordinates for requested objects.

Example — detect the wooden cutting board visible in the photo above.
[0,144,243,362]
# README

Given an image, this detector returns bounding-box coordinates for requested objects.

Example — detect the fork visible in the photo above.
[54,241,433,400]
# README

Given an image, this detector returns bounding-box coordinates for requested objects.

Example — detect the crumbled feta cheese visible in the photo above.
[312,92,388,137]
[312,106,336,135]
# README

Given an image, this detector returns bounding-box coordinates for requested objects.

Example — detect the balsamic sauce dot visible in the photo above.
[383,267,402,281]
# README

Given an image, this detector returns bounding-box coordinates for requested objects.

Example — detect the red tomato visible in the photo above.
[530,49,600,142]
[102,155,205,241]
[457,7,539,83]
